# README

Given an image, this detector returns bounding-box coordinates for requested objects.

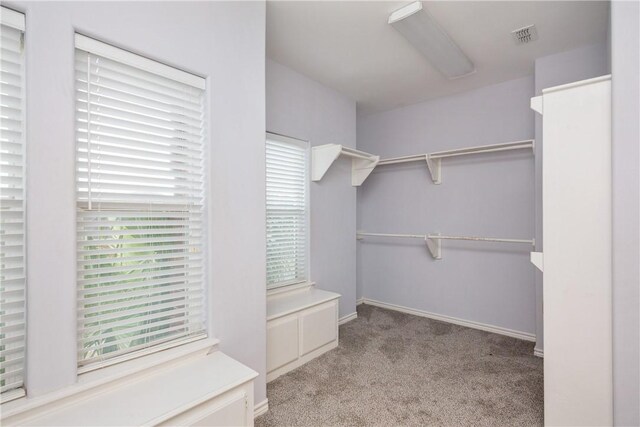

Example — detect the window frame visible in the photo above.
[74,34,208,373]
[0,5,27,404]
[265,132,311,291]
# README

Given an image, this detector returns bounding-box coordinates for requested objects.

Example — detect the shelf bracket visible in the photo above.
[425,234,442,259]
[312,144,379,186]
[352,156,380,186]
[530,96,543,115]
[530,251,544,272]
[311,144,343,182]
[425,155,442,185]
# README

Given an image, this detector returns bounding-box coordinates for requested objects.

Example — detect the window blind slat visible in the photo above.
[75,94,203,129]
[76,39,206,368]
[79,308,199,335]
[266,136,308,288]
[77,103,202,136]
[76,149,203,173]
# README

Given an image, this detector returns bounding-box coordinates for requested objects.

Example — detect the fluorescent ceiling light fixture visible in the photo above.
[389,1,475,79]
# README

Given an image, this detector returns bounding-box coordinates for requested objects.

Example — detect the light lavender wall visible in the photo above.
[611,1,640,424]
[13,1,267,403]
[533,43,609,352]
[357,77,536,336]
[266,59,358,319]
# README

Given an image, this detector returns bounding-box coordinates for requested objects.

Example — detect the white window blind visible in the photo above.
[266,134,309,288]
[75,35,206,368]
[0,7,26,400]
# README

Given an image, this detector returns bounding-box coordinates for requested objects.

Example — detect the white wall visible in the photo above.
[357,77,536,336]
[533,43,609,352]
[12,0,267,404]
[611,1,640,424]
[266,59,357,319]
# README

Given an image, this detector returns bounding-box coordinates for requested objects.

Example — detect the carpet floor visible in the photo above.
[256,304,543,427]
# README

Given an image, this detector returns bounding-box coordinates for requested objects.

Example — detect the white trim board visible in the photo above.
[534,347,544,358]
[338,312,357,325]
[356,298,365,306]
[254,399,269,418]
[361,299,536,342]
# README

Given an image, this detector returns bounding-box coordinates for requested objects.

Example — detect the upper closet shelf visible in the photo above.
[312,144,380,186]
[376,139,535,184]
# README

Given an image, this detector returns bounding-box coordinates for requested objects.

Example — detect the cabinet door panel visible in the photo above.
[301,302,337,356]
[267,315,299,372]
[190,393,247,427]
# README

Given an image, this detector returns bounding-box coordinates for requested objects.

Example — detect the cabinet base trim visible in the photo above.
[267,340,338,383]
[339,312,357,325]
[254,399,269,418]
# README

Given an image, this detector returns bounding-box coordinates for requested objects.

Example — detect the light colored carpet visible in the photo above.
[256,304,543,427]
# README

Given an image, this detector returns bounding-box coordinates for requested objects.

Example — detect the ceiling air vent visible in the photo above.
[511,25,538,45]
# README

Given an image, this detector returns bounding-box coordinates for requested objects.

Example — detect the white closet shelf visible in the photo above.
[376,139,534,184]
[311,144,380,186]
[357,231,535,260]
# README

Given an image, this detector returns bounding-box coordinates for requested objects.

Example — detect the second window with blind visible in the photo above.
[75,34,207,369]
[266,133,310,289]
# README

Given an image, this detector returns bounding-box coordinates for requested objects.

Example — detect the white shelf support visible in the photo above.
[530,251,544,272]
[425,155,442,184]
[425,234,442,259]
[376,139,534,184]
[530,96,543,115]
[312,144,379,186]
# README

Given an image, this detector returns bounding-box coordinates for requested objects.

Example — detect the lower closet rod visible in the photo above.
[356,232,425,239]
[357,232,534,245]
[429,235,535,245]
[356,232,535,259]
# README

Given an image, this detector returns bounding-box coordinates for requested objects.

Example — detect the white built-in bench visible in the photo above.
[266,286,340,382]
[1,342,257,427]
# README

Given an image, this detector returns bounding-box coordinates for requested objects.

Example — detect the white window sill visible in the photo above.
[1,388,26,405]
[1,337,220,421]
[267,280,314,297]
[78,333,209,376]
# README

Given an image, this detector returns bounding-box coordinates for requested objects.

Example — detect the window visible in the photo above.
[75,35,206,369]
[266,133,309,289]
[0,7,26,401]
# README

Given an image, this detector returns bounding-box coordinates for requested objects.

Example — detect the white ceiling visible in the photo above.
[266,1,609,115]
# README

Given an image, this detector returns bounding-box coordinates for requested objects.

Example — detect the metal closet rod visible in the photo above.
[429,235,535,245]
[356,232,535,246]
[357,232,535,260]
[376,139,534,166]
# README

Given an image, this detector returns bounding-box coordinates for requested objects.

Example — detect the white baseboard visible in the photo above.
[361,298,536,342]
[267,339,338,383]
[338,312,357,325]
[534,347,544,358]
[254,399,269,418]
[356,298,365,306]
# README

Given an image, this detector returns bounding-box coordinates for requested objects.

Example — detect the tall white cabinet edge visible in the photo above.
[531,74,612,426]
[267,287,340,382]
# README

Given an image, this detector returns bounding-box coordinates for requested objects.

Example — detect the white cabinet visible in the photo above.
[531,75,612,426]
[267,287,340,382]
